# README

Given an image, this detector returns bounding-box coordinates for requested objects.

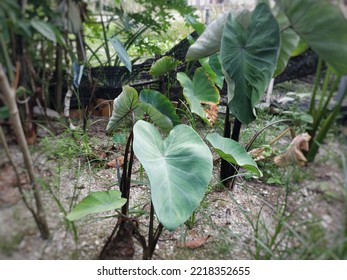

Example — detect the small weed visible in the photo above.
[39,129,100,166]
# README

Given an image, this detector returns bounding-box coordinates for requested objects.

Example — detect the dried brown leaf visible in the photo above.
[204,103,218,125]
[177,235,211,249]
[106,156,124,168]
[249,147,266,161]
[274,133,311,167]
[95,98,113,118]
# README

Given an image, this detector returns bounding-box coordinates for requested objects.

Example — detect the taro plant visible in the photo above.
[185,0,347,188]
[66,77,262,259]
[274,0,347,162]
[186,3,281,187]
[67,85,213,259]
[149,55,181,97]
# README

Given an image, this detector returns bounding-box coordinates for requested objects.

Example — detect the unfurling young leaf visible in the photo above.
[149,56,180,77]
[139,89,181,133]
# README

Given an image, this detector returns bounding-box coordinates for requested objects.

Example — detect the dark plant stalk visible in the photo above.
[147,202,155,259]
[221,107,242,189]
[220,106,231,186]
[148,222,164,260]
[120,130,134,216]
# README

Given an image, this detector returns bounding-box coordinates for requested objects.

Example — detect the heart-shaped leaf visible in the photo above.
[106,85,138,135]
[133,120,213,231]
[177,68,220,125]
[220,3,280,124]
[66,190,127,221]
[206,133,262,177]
[185,11,229,61]
[277,0,347,75]
[139,89,181,133]
[149,56,180,77]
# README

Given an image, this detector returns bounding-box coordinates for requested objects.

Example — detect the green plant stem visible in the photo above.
[309,58,323,117]
[310,73,340,135]
[100,12,111,65]
[254,205,264,259]
[316,67,333,114]
[178,102,197,130]
[307,81,347,162]
[245,119,293,151]
[264,184,290,259]
[86,43,105,65]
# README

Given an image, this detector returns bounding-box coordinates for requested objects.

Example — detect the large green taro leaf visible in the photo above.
[133,120,213,231]
[139,89,181,133]
[66,190,127,221]
[273,11,300,77]
[185,12,229,61]
[220,3,280,124]
[106,85,138,135]
[277,0,347,74]
[206,133,262,177]
[177,68,220,124]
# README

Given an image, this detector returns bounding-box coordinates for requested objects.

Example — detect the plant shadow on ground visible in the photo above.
[0,79,347,260]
